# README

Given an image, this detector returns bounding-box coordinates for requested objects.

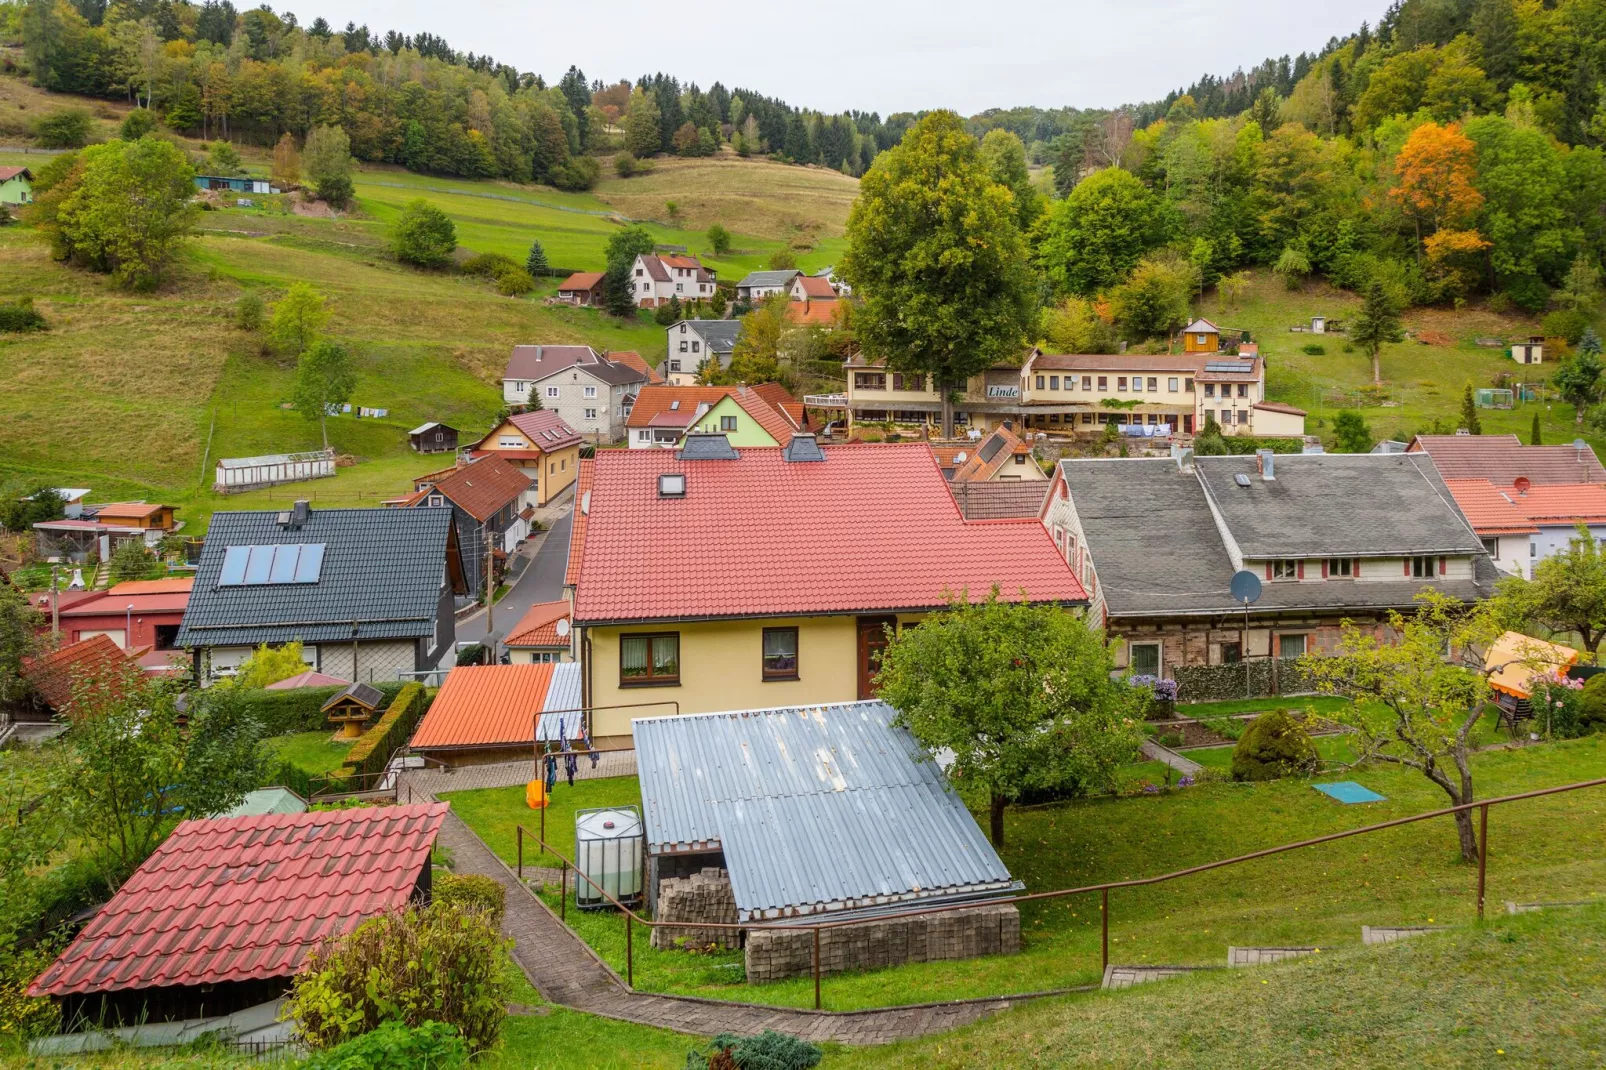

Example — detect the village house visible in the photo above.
[789,274,838,303]
[0,166,33,205]
[467,409,582,506]
[399,454,533,600]
[1408,433,1606,483]
[1041,451,1495,683]
[664,319,742,385]
[408,662,582,767]
[29,804,446,1030]
[56,576,192,656]
[626,384,807,449]
[607,350,665,385]
[631,253,716,307]
[566,435,1086,746]
[176,502,464,681]
[835,347,1303,439]
[942,422,1045,484]
[1442,477,1606,578]
[505,599,574,663]
[554,271,606,306]
[407,421,458,454]
[500,344,650,444]
[734,268,800,303]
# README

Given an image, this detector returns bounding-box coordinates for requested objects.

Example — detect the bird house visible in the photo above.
[321,682,384,739]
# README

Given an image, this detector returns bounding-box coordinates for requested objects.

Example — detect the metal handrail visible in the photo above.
[513,775,1606,1010]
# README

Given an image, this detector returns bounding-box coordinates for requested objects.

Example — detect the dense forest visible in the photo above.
[0,0,913,185]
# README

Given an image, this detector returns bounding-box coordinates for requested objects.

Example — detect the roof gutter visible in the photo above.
[572,598,1091,629]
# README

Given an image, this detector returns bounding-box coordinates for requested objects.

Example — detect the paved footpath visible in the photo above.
[414,767,1070,1045]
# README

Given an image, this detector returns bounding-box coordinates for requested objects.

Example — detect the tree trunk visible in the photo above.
[941,379,954,440]
[989,792,1006,848]
[1451,807,1479,865]
[1372,351,1381,386]
[319,411,329,450]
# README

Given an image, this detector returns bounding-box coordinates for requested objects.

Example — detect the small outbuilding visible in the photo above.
[556,271,606,306]
[214,450,336,494]
[408,421,459,454]
[1512,337,1544,365]
[408,662,582,766]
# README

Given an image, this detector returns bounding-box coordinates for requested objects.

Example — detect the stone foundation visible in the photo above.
[651,868,740,950]
[744,903,1020,983]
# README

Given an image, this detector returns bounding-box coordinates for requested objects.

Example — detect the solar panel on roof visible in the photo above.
[217,544,327,586]
[978,435,1007,463]
[218,545,250,585]
[1204,361,1252,373]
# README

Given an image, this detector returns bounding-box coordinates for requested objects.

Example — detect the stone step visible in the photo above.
[1227,945,1320,967]
[1361,925,1450,945]
[1505,899,1599,915]
[1101,964,1218,990]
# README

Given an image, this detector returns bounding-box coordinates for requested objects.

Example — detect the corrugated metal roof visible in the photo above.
[537,662,583,741]
[633,702,1015,921]
[216,787,308,818]
[29,804,446,997]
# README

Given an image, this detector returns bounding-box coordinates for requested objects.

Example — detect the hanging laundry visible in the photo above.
[544,753,557,792]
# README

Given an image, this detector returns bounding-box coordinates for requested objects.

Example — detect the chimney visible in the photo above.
[1176,447,1194,473]
[1256,449,1275,481]
[281,500,311,529]
[783,433,826,462]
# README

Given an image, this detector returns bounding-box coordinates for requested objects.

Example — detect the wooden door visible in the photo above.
[857,616,897,699]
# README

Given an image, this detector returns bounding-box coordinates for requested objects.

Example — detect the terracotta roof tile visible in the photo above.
[1499,482,1606,523]
[793,276,837,299]
[21,635,142,713]
[571,444,1086,623]
[109,577,195,595]
[626,386,738,429]
[1444,479,1542,535]
[410,454,530,522]
[506,600,571,647]
[1410,435,1606,484]
[608,350,664,385]
[481,410,583,453]
[565,458,593,588]
[29,804,447,997]
[785,300,843,326]
[410,664,557,749]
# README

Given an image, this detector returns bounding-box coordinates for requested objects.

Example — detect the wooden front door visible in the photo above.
[857,616,897,699]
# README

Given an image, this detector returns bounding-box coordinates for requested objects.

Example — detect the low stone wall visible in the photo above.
[744,903,1020,983]
[651,868,740,951]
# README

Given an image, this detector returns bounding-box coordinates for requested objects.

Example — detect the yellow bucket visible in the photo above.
[526,779,549,809]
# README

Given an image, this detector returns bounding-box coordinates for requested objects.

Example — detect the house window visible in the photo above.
[1013,453,1027,465]
[584,386,597,399]
[1036,375,1045,389]
[637,430,651,443]
[1082,413,1094,424]
[1237,383,1249,398]
[1204,383,1215,397]
[679,324,687,333]
[1050,375,1060,390]
[1117,377,1127,391]
[1278,634,1307,658]
[546,386,560,399]
[514,381,526,392]
[675,283,684,292]
[1411,555,1437,578]
[1097,376,1107,390]
[1220,642,1243,664]
[1185,377,1194,391]
[427,494,445,507]
[498,436,523,448]
[679,341,689,352]
[1145,377,1157,391]
[893,372,924,390]
[1129,642,1161,677]
[1169,377,1179,392]
[762,627,799,679]
[720,415,738,431]
[1481,538,1497,556]
[1082,376,1093,389]
[620,633,679,686]
[1131,378,1143,393]
[669,360,681,372]
[1272,559,1299,580]
[584,408,597,420]
[855,372,887,390]
[1221,409,1233,425]
[691,341,700,352]
[1330,557,1355,577]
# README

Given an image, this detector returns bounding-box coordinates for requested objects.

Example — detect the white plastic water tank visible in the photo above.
[574,806,644,907]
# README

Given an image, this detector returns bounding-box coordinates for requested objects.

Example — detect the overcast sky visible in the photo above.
[300,0,1385,116]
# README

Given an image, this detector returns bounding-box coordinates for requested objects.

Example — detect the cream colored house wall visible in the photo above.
[1250,408,1307,437]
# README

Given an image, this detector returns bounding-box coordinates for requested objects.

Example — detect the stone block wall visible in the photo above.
[651,868,740,950]
[744,902,1020,983]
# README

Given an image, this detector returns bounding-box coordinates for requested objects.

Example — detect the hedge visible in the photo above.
[1172,657,1317,703]
[261,759,315,799]
[240,680,413,736]
[337,683,431,780]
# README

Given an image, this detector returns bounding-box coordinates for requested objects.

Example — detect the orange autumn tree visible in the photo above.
[1390,123,1488,293]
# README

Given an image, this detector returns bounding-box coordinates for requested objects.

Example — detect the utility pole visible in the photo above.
[485,524,496,659]
[50,565,59,640]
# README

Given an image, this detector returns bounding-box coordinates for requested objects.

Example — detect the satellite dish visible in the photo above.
[1229,569,1262,605]
[555,618,571,638]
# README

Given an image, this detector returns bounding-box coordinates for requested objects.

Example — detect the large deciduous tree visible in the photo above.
[54,136,196,290]
[1034,166,1165,297]
[876,590,1142,848]
[270,281,329,355]
[391,198,457,267]
[293,340,356,449]
[303,123,354,207]
[839,111,1036,436]
[1499,524,1606,656]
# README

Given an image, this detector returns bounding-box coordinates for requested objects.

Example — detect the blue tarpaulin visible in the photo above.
[1313,781,1386,804]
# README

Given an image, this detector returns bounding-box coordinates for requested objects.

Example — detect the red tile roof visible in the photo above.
[626,386,737,430]
[1409,435,1606,484]
[1444,480,1541,536]
[410,454,530,522]
[566,458,593,588]
[786,299,843,326]
[726,389,803,443]
[557,271,605,292]
[29,803,447,997]
[21,635,142,713]
[793,276,838,300]
[410,664,558,749]
[472,410,582,454]
[1499,482,1606,523]
[264,669,350,690]
[506,600,571,647]
[60,591,190,616]
[749,382,808,429]
[608,350,664,385]
[0,167,32,182]
[570,443,1087,624]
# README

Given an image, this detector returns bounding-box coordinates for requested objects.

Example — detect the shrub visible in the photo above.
[707,223,731,255]
[285,902,508,1051]
[1505,274,1551,313]
[0,944,61,1041]
[1571,674,1606,735]
[548,155,601,191]
[0,298,46,333]
[614,152,638,177]
[494,268,535,296]
[1230,709,1318,781]
[690,1031,822,1070]
[1543,308,1590,346]
[261,758,314,799]
[119,108,157,141]
[235,290,263,331]
[392,199,457,267]
[462,252,521,278]
[34,108,93,149]
[1301,343,1326,356]
[108,539,158,582]
[234,681,411,736]
[301,1020,466,1070]
[304,124,354,207]
[338,683,429,780]
[767,249,797,271]
[455,643,486,666]
[434,873,505,925]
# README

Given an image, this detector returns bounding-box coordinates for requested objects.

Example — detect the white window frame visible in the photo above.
[1129,642,1162,677]
[545,385,560,399]
[1271,559,1299,581]
[583,385,598,399]
[584,408,598,420]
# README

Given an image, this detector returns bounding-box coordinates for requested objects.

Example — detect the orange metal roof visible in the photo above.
[94,502,174,521]
[410,664,557,749]
[108,577,195,595]
[506,600,571,647]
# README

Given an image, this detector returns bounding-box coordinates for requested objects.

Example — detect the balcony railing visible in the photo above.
[803,393,849,408]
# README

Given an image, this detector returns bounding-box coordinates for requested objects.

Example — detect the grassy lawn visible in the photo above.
[445,734,1606,1013]
[821,900,1606,1069]
[441,774,642,867]
[259,731,354,775]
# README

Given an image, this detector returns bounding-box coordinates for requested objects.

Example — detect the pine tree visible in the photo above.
[1351,279,1403,385]
[1531,411,1543,445]
[1473,0,1521,91]
[1460,383,1483,434]
[525,240,548,277]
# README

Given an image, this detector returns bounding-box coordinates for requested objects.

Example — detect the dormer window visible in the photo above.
[658,474,686,498]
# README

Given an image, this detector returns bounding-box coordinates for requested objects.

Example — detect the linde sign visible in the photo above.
[985,385,1020,398]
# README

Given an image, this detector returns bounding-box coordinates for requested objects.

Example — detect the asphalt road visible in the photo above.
[453,509,573,653]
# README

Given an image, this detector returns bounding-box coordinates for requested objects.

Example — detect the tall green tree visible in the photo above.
[1034,167,1165,296]
[1553,347,1603,424]
[840,111,1036,436]
[303,124,354,208]
[1460,383,1483,434]
[600,225,655,317]
[876,590,1142,848]
[1531,411,1543,445]
[1333,410,1374,452]
[524,239,548,277]
[293,340,356,448]
[623,88,662,158]
[1472,0,1520,91]
[55,137,196,290]
[979,128,1043,231]
[1351,278,1403,384]
[270,281,328,354]
[391,199,457,267]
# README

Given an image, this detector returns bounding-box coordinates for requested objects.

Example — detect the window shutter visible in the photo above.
[1354,558,1361,578]
[1404,559,1411,576]
[1265,562,1272,581]
[1297,561,1304,580]
[1321,560,1329,579]
[1439,556,1446,575]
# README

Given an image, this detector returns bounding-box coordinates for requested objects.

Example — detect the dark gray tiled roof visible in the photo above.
[736,269,800,289]
[1195,453,1485,558]
[1059,457,1494,619]
[176,507,451,648]
[688,320,742,353]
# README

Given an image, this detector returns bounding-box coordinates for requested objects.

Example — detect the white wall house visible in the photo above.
[632,254,716,308]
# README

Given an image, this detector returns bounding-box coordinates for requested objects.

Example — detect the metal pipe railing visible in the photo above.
[510,775,1606,1011]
